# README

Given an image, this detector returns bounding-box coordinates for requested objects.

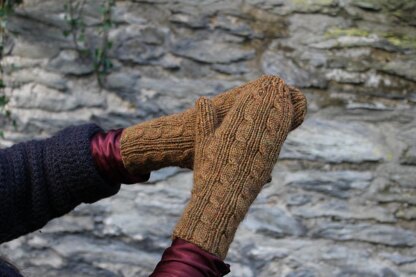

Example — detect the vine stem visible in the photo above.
[95,0,114,87]
[64,0,115,88]
[0,0,11,137]
[67,0,86,52]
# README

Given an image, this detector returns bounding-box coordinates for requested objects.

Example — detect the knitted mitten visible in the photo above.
[120,76,306,175]
[173,76,301,259]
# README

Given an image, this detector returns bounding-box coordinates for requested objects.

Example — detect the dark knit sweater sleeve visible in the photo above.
[0,124,121,243]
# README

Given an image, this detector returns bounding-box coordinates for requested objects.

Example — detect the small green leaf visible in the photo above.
[99,5,106,15]
[78,33,85,42]
[80,49,89,56]
[0,95,8,106]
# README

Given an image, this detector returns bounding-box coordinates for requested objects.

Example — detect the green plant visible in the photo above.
[0,0,116,138]
[0,0,22,138]
[63,0,115,87]
[63,0,87,51]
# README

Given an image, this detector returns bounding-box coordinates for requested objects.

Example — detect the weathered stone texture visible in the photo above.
[0,0,415,276]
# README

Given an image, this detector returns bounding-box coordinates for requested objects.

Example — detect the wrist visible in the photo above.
[91,129,150,185]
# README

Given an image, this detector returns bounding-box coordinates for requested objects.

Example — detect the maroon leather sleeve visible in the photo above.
[150,238,230,277]
[90,129,150,185]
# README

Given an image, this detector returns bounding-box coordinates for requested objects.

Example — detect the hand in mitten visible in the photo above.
[120,76,306,177]
[173,76,306,259]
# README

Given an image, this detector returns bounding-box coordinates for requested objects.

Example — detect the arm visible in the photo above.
[0,121,229,276]
[151,76,307,276]
[0,124,121,243]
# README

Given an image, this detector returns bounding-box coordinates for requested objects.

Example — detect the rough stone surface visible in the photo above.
[0,0,415,276]
[171,40,256,64]
[281,119,389,163]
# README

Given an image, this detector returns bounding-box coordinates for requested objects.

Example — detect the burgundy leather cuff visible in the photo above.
[91,129,151,185]
[150,238,230,276]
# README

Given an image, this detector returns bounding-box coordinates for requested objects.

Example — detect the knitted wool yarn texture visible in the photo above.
[120,76,306,175]
[173,76,301,259]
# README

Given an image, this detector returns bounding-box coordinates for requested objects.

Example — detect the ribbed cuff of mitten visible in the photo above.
[44,124,121,209]
[172,197,235,260]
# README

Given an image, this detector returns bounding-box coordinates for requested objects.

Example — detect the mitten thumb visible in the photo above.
[195,97,218,145]
[289,86,307,131]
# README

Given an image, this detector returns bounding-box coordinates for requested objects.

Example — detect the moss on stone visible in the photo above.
[325,27,416,50]
[325,27,370,38]
[385,34,416,50]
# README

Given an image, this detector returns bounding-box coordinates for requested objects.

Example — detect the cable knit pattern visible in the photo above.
[0,124,120,244]
[120,75,306,175]
[173,76,303,259]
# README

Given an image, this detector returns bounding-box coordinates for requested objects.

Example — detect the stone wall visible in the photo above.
[0,0,415,276]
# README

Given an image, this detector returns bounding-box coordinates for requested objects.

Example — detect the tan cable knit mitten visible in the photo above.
[173,76,303,259]
[120,76,306,175]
